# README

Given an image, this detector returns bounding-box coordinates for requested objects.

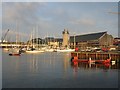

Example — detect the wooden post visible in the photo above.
[77,52,78,57]
[109,53,111,59]
[86,53,88,59]
[96,53,98,60]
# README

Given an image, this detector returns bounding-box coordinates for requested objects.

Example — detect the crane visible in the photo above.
[1,29,10,43]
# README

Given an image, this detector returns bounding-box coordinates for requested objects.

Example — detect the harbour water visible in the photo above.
[2,50,119,88]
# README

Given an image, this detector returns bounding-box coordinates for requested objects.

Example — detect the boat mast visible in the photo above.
[74,32,76,49]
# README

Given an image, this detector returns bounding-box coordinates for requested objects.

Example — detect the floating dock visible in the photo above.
[71,52,120,63]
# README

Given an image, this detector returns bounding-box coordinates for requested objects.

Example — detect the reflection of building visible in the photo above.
[62,29,69,47]
[71,62,111,69]
[70,31,113,49]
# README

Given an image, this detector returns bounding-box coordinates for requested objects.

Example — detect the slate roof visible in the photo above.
[70,31,107,42]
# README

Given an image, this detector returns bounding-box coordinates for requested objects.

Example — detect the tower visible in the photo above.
[62,29,69,48]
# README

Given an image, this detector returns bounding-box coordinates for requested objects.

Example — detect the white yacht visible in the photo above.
[56,48,75,52]
[26,48,44,53]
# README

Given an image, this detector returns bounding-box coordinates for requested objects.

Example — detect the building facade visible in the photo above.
[70,31,113,49]
[44,37,63,48]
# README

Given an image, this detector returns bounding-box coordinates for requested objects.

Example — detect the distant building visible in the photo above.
[44,37,63,47]
[70,31,113,49]
[27,38,45,44]
[113,37,120,46]
[55,38,63,47]
[62,29,69,47]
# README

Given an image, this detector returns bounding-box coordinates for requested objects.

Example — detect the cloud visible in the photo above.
[2,2,47,30]
[70,18,95,26]
[108,12,120,15]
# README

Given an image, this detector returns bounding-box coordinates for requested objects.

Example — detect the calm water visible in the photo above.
[2,50,119,88]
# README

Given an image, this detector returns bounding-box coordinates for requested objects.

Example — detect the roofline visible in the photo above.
[99,32,107,40]
[70,31,107,37]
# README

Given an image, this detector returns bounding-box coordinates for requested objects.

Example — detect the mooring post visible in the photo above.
[109,53,111,59]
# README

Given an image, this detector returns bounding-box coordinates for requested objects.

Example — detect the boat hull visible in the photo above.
[9,53,21,56]
[26,50,44,53]
[57,49,75,52]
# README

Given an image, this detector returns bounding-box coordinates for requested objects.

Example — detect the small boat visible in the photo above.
[56,49,75,52]
[95,59,111,64]
[26,50,44,53]
[9,47,21,56]
[9,53,21,56]
[26,48,44,53]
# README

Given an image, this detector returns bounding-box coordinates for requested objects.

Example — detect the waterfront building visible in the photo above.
[44,37,63,48]
[69,31,113,49]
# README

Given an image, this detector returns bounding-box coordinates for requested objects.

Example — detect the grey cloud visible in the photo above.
[2,2,47,30]
[70,18,95,26]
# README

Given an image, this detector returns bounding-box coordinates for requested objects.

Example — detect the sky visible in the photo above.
[1,1,119,42]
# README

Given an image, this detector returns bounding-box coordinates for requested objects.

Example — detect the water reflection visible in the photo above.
[29,55,38,73]
[63,53,70,71]
[2,51,119,88]
[71,61,120,71]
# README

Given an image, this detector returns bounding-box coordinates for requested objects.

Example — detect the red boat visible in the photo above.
[9,53,21,56]
[95,59,111,64]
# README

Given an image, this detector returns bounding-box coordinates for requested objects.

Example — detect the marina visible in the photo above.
[1,29,120,88]
[1,2,119,89]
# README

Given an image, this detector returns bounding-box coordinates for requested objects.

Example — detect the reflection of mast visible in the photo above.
[30,55,38,73]
[63,53,70,78]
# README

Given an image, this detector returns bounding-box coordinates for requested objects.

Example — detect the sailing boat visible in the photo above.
[26,27,44,54]
[9,22,21,56]
[9,47,21,56]
[9,30,21,56]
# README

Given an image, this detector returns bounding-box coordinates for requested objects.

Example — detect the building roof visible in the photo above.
[55,38,63,42]
[70,31,107,42]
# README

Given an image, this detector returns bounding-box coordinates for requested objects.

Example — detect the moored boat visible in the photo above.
[9,53,21,56]
[26,50,44,53]
[9,47,21,56]
[56,49,75,52]
[26,48,44,53]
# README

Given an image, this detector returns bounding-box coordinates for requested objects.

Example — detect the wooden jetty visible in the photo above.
[71,52,120,63]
